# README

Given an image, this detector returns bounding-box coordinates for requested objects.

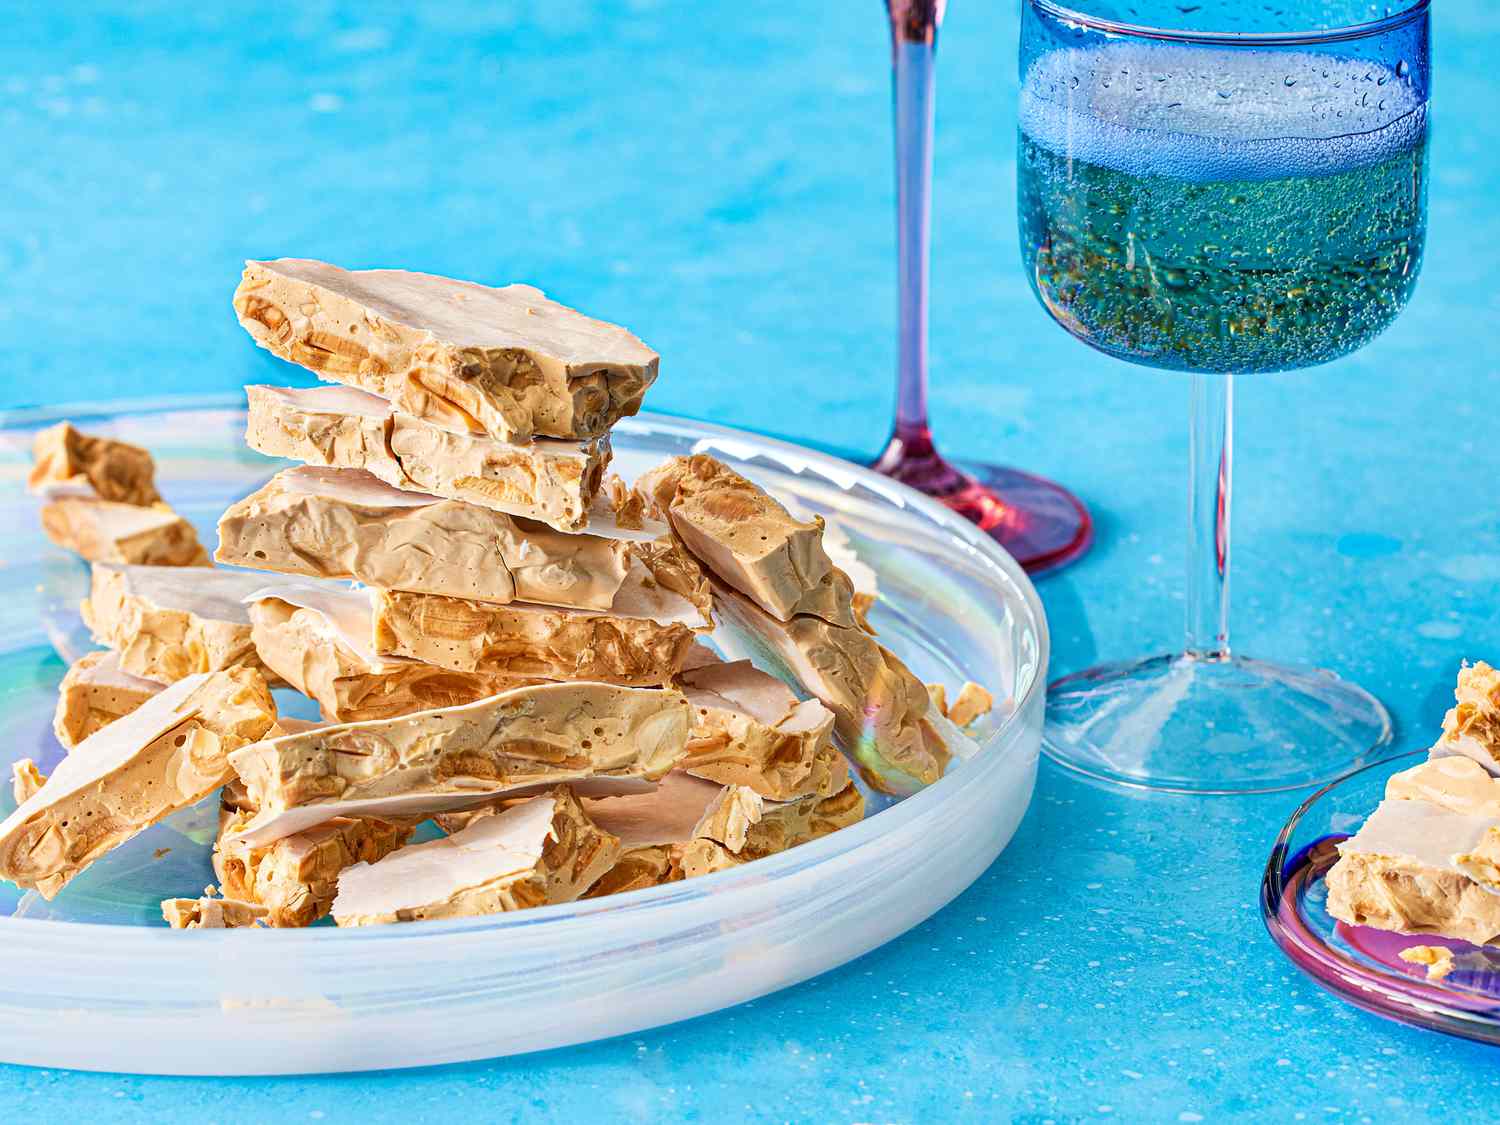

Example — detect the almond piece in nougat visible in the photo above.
[0,668,276,898]
[28,421,162,506]
[370,578,705,687]
[218,465,633,609]
[53,650,165,748]
[226,681,691,845]
[233,258,658,443]
[1437,661,1500,775]
[249,583,534,723]
[243,383,609,532]
[81,563,294,683]
[40,498,210,567]
[678,657,846,801]
[332,788,621,926]
[674,780,866,879]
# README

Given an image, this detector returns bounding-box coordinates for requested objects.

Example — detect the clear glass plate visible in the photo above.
[1261,749,1500,1045]
[0,397,1045,1075]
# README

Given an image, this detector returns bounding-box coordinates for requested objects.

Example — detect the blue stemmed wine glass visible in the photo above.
[1020,0,1429,791]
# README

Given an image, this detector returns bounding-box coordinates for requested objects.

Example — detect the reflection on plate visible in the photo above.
[0,398,1045,1075]
[1262,750,1500,1044]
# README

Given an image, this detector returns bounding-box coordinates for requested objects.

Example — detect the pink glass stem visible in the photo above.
[873,0,1091,574]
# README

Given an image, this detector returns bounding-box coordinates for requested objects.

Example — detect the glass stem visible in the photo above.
[1185,372,1232,659]
[886,0,944,441]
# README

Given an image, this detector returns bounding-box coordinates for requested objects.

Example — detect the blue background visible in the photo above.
[3,1,1499,1120]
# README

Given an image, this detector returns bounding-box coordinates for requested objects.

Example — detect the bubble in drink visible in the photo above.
[1017,46,1428,373]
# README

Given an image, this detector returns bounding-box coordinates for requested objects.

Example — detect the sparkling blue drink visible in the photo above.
[1018,46,1427,373]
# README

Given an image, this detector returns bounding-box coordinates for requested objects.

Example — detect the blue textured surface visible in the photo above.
[3,1,1499,1120]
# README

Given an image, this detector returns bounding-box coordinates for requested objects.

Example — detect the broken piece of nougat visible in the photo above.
[580,771,761,897]
[1325,757,1500,946]
[635,455,856,627]
[678,657,846,801]
[53,650,165,748]
[249,584,533,723]
[218,465,636,609]
[714,587,953,794]
[81,563,289,683]
[226,681,690,845]
[635,454,964,793]
[370,577,704,687]
[11,760,46,805]
[233,258,658,442]
[674,781,866,879]
[28,421,162,506]
[1437,662,1500,775]
[0,667,276,898]
[244,383,610,532]
[215,803,415,928]
[161,891,269,930]
[40,498,210,567]
[332,787,621,925]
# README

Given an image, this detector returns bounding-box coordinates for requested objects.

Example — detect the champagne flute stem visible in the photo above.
[885,1,945,442]
[1186,372,1233,658]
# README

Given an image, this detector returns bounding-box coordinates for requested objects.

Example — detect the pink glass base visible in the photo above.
[872,425,1092,574]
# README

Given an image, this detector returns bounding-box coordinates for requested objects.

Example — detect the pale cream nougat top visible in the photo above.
[234,258,658,442]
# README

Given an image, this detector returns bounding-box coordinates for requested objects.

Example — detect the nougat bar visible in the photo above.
[250,583,531,723]
[244,383,609,531]
[41,497,209,567]
[81,563,290,683]
[28,421,161,505]
[332,788,620,925]
[370,577,705,687]
[219,465,633,609]
[226,681,690,844]
[0,668,276,897]
[678,657,845,801]
[53,650,165,748]
[234,257,658,442]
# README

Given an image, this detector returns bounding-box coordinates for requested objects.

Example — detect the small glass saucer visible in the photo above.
[1261,750,1500,1044]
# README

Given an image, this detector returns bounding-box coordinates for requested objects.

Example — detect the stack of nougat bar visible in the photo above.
[0,259,992,930]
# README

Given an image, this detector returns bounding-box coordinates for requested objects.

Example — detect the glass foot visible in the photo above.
[873,427,1092,574]
[1043,652,1393,794]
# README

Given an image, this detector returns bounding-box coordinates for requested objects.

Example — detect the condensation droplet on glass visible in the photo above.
[1397,59,1410,78]
[1284,76,1296,87]
[1069,75,1080,89]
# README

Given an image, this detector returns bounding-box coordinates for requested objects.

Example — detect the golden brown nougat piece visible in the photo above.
[679,658,845,801]
[248,584,534,723]
[40,498,210,567]
[234,258,658,442]
[370,586,701,687]
[80,563,287,684]
[674,781,866,879]
[243,383,609,531]
[332,788,620,925]
[28,421,162,506]
[582,773,865,895]
[219,465,635,608]
[714,588,953,793]
[53,650,165,749]
[635,455,856,626]
[1438,661,1500,774]
[215,804,415,928]
[226,681,690,844]
[161,891,269,929]
[0,668,276,897]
